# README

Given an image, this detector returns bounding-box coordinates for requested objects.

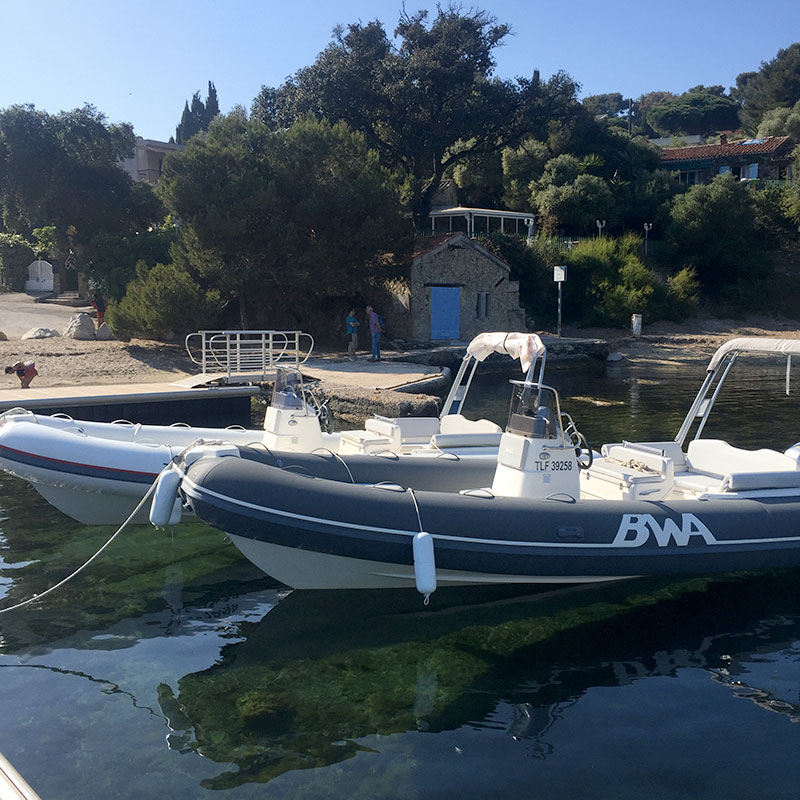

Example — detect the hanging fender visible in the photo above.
[149,466,182,527]
[412,531,437,598]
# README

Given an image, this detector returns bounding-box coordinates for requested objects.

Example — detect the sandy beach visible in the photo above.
[0,288,798,390]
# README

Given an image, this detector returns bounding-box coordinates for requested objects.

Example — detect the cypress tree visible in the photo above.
[174,83,220,144]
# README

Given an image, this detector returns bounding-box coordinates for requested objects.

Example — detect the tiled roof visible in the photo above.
[411,233,511,272]
[412,233,465,259]
[661,136,793,163]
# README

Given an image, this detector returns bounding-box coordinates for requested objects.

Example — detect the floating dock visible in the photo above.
[0,381,259,427]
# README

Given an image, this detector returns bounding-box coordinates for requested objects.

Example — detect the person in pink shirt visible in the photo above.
[5,360,38,388]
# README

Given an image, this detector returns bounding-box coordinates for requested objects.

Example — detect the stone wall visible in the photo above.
[402,240,525,341]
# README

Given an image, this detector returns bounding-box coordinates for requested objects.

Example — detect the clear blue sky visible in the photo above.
[2,0,799,141]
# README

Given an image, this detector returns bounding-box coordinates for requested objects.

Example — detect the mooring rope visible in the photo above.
[0,471,164,616]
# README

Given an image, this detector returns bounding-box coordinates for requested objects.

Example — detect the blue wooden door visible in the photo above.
[430,286,461,339]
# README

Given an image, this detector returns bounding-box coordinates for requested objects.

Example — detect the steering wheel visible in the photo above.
[574,431,594,470]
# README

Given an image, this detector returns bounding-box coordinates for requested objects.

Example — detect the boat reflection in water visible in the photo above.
[162,572,800,791]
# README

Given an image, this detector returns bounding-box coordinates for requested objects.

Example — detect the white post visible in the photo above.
[643,222,652,256]
[553,266,567,338]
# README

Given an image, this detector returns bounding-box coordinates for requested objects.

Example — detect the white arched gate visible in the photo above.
[24,260,54,293]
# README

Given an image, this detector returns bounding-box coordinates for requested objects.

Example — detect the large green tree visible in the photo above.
[0,103,163,289]
[252,7,559,229]
[734,43,800,131]
[158,112,409,329]
[581,93,626,118]
[647,86,741,136]
[0,104,138,237]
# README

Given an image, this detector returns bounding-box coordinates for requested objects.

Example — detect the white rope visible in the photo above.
[0,471,166,616]
[310,447,356,484]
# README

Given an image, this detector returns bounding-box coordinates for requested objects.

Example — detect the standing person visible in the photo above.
[5,361,38,389]
[366,304,383,362]
[345,308,359,360]
[92,292,106,326]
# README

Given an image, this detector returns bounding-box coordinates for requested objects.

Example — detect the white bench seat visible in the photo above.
[672,440,800,497]
[686,439,799,475]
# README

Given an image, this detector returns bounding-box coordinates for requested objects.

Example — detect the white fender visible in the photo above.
[412,531,437,597]
[150,466,182,527]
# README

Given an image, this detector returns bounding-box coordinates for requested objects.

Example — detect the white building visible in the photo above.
[120,139,184,184]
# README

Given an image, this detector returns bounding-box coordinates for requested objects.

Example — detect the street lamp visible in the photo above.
[596,219,606,238]
[643,222,653,256]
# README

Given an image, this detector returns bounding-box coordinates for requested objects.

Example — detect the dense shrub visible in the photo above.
[592,255,656,326]
[482,232,699,329]
[663,267,700,319]
[666,174,764,297]
[0,233,36,291]
[108,261,221,340]
[564,234,695,327]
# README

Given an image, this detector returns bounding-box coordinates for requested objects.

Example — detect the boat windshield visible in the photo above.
[505,381,561,440]
[272,369,306,410]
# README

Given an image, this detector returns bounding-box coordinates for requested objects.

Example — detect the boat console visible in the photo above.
[491,381,587,500]
[262,369,326,452]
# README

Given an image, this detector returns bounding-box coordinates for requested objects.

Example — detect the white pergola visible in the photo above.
[430,206,535,241]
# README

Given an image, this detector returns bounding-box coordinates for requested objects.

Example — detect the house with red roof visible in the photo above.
[660,135,795,186]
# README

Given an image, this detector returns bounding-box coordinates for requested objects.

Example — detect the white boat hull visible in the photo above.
[228,534,631,590]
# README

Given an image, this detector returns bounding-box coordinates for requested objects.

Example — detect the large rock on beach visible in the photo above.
[63,313,96,340]
[22,327,60,339]
[95,322,114,341]
[0,331,7,341]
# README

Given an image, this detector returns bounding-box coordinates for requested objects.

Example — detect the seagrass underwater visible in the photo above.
[1,355,800,797]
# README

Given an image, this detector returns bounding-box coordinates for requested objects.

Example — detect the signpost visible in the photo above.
[553,265,566,337]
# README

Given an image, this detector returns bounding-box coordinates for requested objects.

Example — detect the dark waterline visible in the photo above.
[2,356,800,799]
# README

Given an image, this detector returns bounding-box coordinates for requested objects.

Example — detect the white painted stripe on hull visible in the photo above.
[227,533,631,590]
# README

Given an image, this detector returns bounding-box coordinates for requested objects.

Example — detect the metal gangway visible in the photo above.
[185,330,314,382]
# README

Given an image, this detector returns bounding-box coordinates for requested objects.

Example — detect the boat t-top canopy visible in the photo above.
[466,332,546,373]
[441,332,547,417]
[706,337,800,371]
[677,336,800,446]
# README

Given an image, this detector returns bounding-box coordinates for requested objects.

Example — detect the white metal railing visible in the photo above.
[185,330,314,379]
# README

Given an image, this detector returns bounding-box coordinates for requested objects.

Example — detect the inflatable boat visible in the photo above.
[0,333,545,524]
[169,338,800,593]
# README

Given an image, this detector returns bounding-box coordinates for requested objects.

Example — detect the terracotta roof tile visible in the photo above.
[661,136,793,163]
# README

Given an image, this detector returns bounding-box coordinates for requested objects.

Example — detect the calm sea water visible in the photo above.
[2,355,800,799]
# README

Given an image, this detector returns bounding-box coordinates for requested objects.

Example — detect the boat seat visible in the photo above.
[375,416,441,445]
[672,471,724,497]
[720,471,800,492]
[672,440,800,497]
[439,414,502,436]
[429,432,504,450]
[686,439,799,475]
[338,418,401,455]
[582,443,675,501]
